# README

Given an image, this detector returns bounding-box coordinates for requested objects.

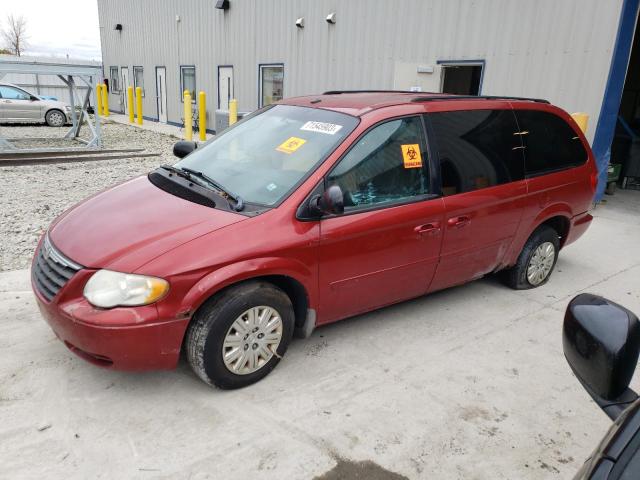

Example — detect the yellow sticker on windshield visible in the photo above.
[277,136,306,154]
[401,144,422,168]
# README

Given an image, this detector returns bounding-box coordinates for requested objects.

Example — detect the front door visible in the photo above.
[426,108,527,291]
[155,67,167,123]
[121,67,130,115]
[0,85,41,120]
[318,116,445,323]
[218,66,234,111]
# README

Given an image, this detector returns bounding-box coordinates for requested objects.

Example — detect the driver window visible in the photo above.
[0,86,30,100]
[327,116,429,211]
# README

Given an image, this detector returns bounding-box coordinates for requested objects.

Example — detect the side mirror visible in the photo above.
[173,141,198,159]
[563,293,640,419]
[310,185,344,216]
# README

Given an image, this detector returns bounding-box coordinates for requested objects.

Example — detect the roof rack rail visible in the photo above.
[410,95,550,104]
[323,89,440,95]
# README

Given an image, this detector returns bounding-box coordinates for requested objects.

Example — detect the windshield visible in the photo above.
[175,105,359,206]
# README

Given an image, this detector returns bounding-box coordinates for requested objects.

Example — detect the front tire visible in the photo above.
[45,109,66,127]
[185,281,295,389]
[503,225,560,290]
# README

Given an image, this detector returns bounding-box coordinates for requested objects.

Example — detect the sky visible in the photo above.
[2,0,101,60]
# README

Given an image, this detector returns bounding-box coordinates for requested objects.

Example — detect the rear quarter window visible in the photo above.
[514,109,588,176]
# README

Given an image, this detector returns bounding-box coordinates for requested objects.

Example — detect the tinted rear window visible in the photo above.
[514,110,588,176]
[429,109,524,196]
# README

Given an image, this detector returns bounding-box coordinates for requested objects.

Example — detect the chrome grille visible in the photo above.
[32,235,83,302]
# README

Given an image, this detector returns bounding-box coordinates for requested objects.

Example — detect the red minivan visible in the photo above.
[31,92,597,388]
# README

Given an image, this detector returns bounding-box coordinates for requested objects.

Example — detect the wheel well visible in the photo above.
[540,215,570,248]
[191,275,309,329]
[260,275,309,328]
[46,108,65,116]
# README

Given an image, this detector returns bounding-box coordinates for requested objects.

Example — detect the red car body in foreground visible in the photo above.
[32,92,597,388]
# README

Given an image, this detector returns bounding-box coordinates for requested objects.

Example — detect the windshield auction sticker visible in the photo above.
[401,144,423,168]
[276,137,307,154]
[300,121,343,135]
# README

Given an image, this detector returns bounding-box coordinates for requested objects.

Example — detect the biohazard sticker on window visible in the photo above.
[401,144,423,168]
[300,121,343,135]
[276,136,307,154]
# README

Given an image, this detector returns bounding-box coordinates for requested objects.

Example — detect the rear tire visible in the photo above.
[185,281,295,389]
[45,109,66,127]
[503,225,560,290]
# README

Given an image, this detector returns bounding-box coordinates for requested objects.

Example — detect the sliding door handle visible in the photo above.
[447,216,471,228]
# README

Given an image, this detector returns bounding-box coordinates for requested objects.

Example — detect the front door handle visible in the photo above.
[447,216,471,228]
[414,222,441,235]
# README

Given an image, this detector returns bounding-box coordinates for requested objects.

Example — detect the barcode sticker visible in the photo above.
[300,121,343,135]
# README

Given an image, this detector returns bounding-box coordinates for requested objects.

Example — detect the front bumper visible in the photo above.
[32,269,188,371]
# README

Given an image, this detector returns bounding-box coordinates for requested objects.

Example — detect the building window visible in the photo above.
[109,66,119,93]
[259,64,284,107]
[180,66,196,102]
[133,66,144,97]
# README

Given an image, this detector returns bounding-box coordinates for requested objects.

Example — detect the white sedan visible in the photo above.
[0,82,72,126]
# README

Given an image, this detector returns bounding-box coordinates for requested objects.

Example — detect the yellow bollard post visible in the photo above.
[136,87,143,125]
[184,90,193,141]
[198,91,206,141]
[127,86,134,123]
[102,83,110,117]
[96,84,104,116]
[229,98,238,126]
[571,112,589,134]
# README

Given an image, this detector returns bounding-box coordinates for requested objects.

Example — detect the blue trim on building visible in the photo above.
[591,0,640,201]
[436,59,486,95]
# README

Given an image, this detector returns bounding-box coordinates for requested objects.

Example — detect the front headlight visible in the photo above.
[83,270,169,308]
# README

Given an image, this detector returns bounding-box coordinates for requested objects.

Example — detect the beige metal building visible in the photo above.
[97,0,640,199]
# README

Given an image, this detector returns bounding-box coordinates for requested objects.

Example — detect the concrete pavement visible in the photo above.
[1,190,639,479]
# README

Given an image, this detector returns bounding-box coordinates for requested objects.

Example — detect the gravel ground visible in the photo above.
[0,122,179,271]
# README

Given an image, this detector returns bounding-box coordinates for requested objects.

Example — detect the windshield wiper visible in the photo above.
[160,164,194,181]
[180,167,245,212]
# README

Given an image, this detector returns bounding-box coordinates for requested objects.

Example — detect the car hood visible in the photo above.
[49,176,245,272]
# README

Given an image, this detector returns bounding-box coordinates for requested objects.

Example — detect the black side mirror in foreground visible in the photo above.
[563,293,640,420]
[173,141,198,159]
[309,184,344,216]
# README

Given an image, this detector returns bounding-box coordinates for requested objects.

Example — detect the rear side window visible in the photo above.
[514,110,587,176]
[429,109,524,196]
[328,116,430,211]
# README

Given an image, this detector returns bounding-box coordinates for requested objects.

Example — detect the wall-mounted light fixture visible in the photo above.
[325,12,336,24]
[295,17,304,28]
[114,23,123,31]
[215,0,230,10]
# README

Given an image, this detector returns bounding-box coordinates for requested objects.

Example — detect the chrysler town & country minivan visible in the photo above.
[31,91,597,388]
